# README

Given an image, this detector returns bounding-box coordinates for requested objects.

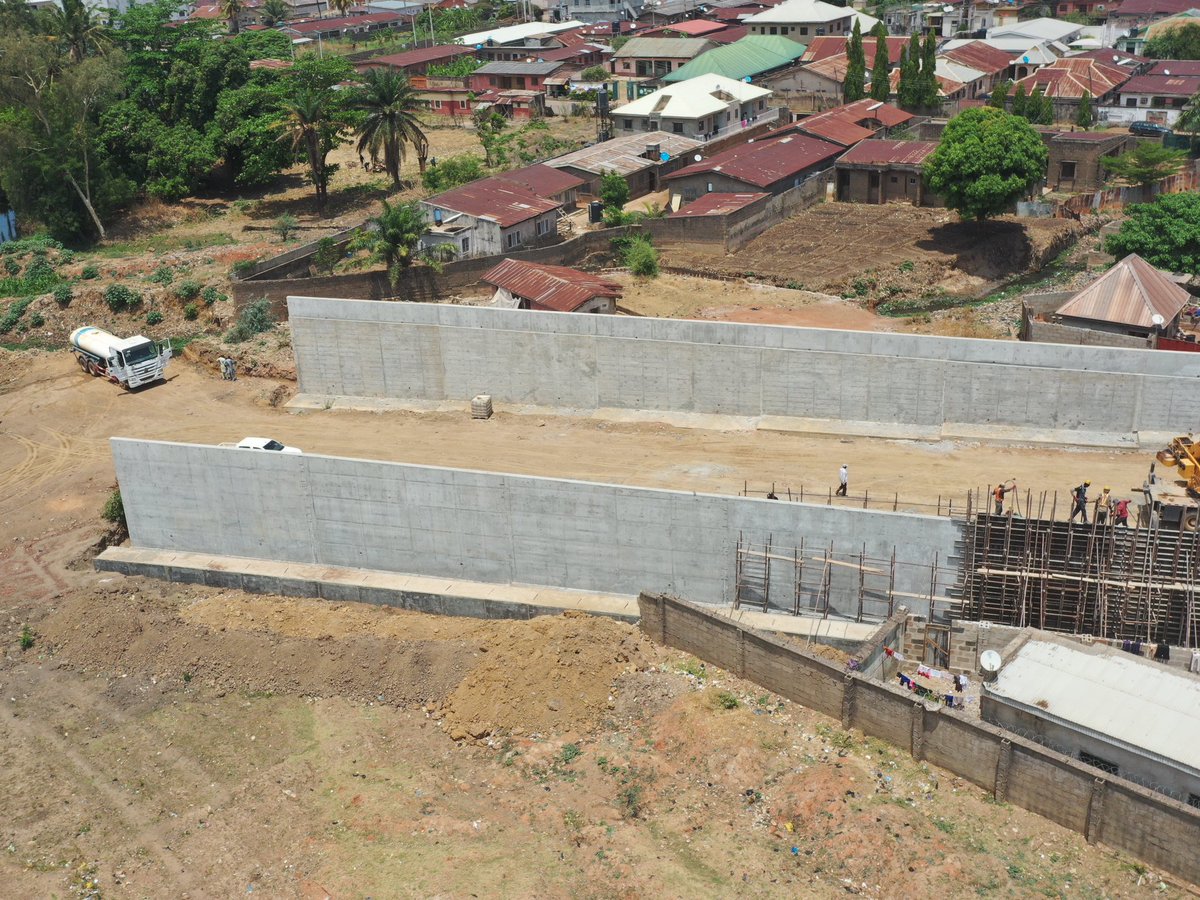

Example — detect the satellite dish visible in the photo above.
[743,75,752,82]
[659,151,669,161]
[1022,55,1030,63]
[694,153,703,161]
[980,650,1002,672]
[1164,68,1171,75]
[1153,313,1166,326]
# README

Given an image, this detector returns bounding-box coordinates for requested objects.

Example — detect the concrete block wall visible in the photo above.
[111,439,960,610]
[288,299,1200,438]
[638,593,1200,887]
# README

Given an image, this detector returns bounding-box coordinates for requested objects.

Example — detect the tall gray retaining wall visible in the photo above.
[287,299,1200,440]
[637,593,1200,888]
[111,439,960,612]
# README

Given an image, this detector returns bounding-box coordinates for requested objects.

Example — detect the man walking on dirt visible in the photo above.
[1070,480,1091,523]
[836,464,848,497]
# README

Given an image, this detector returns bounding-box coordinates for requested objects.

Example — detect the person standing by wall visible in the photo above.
[836,464,848,497]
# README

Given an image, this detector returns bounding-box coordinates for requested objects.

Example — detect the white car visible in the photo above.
[236,436,302,454]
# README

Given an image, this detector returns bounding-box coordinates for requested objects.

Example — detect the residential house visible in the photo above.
[354,45,476,76]
[834,139,940,205]
[663,34,809,84]
[456,20,586,50]
[482,259,622,313]
[885,0,998,38]
[421,166,585,257]
[802,35,909,67]
[555,0,645,24]
[612,74,777,139]
[943,37,1067,81]
[939,40,1014,93]
[1109,70,1200,124]
[668,191,768,217]
[419,79,476,118]
[610,37,715,77]
[495,164,585,211]
[546,130,703,196]
[663,130,842,204]
[743,0,856,42]
[987,16,1085,45]
[475,90,549,118]
[794,98,914,145]
[469,60,568,94]
[1106,0,1200,51]
[1012,57,1130,120]
[642,19,731,37]
[1045,131,1136,191]
[281,11,411,41]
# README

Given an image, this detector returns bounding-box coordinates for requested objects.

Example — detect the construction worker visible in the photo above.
[1070,480,1091,523]
[836,464,848,497]
[1114,497,1131,527]
[993,480,1016,516]
[1096,486,1112,525]
[217,356,229,380]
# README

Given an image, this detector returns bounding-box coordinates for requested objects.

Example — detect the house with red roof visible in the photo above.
[1110,71,1200,126]
[663,131,841,206]
[1011,57,1131,121]
[790,99,914,146]
[353,45,475,76]
[420,165,585,258]
[481,259,622,314]
[834,140,940,206]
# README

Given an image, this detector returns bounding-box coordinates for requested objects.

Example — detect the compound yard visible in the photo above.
[0,349,1186,898]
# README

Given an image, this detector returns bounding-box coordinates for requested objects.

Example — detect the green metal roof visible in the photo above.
[663,35,807,83]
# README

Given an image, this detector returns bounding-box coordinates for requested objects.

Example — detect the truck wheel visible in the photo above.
[1186,512,1199,532]
[77,355,88,372]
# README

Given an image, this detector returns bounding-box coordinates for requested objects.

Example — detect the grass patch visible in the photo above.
[88,232,236,259]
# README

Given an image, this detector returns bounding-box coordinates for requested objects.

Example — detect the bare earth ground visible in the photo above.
[0,350,1189,897]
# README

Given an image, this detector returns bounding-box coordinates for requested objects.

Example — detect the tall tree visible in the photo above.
[1010,82,1028,118]
[896,42,918,109]
[351,67,429,187]
[1103,143,1187,187]
[1076,90,1093,128]
[353,199,427,285]
[925,107,1048,221]
[220,0,242,34]
[1105,193,1200,272]
[869,27,891,101]
[45,0,111,63]
[1028,86,1053,124]
[260,0,291,25]
[278,87,348,215]
[989,79,1011,109]
[844,19,866,103]
[919,32,939,108]
[328,0,355,14]
[1145,22,1200,60]
[473,108,510,167]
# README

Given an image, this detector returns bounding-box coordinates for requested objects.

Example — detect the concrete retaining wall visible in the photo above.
[637,593,1200,887]
[288,299,1200,440]
[111,438,960,611]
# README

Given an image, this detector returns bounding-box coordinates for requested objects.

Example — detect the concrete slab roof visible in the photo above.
[614,74,772,119]
[546,131,703,176]
[985,638,1200,777]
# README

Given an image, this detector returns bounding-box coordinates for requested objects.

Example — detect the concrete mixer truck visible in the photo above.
[69,326,171,389]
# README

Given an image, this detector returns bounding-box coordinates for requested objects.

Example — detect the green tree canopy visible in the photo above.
[1010,82,1028,118]
[844,19,866,103]
[925,107,1048,221]
[422,154,484,192]
[1105,192,1200,272]
[1102,142,1187,187]
[896,42,917,109]
[351,67,428,186]
[989,79,1011,109]
[353,198,427,285]
[1076,90,1093,128]
[869,27,891,101]
[600,170,630,210]
[1145,22,1200,59]
[918,32,939,108]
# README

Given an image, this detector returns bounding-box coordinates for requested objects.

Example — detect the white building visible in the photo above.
[743,0,857,42]
[612,74,776,140]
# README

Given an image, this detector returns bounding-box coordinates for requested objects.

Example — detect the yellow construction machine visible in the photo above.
[1143,435,1200,529]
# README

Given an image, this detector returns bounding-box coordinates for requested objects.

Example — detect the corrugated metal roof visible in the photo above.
[940,40,1013,76]
[1013,57,1130,99]
[837,139,937,167]
[708,25,750,43]
[1055,254,1190,329]
[1111,0,1196,17]
[494,164,585,197]
[613,37,713,59]
[663,34,807,82]
[355,44,473,70]
[425,181,561,227]
[647,19,729,36]
[1148,58,1200,76]
[474,60,565,75]
[670,191,767,216]
[664,132,841,187]
[546,130,703,176]
[1121,73,1200,96]
[744,0,852,24]
[481,259,623,312]
[985,638,1200,777]
[803,35,907,65]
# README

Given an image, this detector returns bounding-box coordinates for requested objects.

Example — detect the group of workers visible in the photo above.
[992,479,1130,526]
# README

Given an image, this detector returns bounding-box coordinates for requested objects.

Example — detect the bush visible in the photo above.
[201,285,224,305]
[147,265,174,285]
[600,171,630,210]
[104,284,141,312]
[225,297,275,343]
[422,154,485,192]
[3,258,18,276]
[312,237,339,274]
[81,264,99,280]
[231,259,259,279]
[183,302,199,321]
[29,311,44,328]
[20,625,34,651]
[102,488,125,527]
[273,213,299,242]
[623,236,659,277]
[176,279,201,301]
[145,310,164,325]
[0,298,33,333]
[53,284,72,306]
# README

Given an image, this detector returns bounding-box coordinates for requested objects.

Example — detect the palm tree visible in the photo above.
[351,67,429,187]
[220,0,243,34]
[278,89,335,214]
[45,0,110,63]
[260,0,290,26]
[328,0,355,15]
[354,199,427,285]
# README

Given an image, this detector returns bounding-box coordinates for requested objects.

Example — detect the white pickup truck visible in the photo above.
[227,436,302,454]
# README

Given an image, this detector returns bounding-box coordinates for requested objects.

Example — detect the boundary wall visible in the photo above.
[288,299,1200,442]
[637,593,1200,887]
[110,439,960,612]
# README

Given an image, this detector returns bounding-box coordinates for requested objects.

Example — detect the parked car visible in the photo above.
[1129,121,1172,137]
[235,436,302,454]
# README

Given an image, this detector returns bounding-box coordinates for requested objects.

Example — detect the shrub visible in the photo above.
[148,265,174,285]
[81,264,100,280]
[201,285,224,305]
[104,284,141,312]
[0,298,33,333]
[53,284,73,306]
[22,257,58,291]
[146,310,164,325]
[421,154,485,192]
[225,297,275,343]
[623,236,659,278]
[3,258,18,276]
[312,237,339,274]
[29,311,44,328]
[231,259,259,279]
[102,488,125,526]
[183,302,199,321]
[176,279,201,301]
[20,625,34,651]
[714,690,740,710]
[273,213,299,242]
